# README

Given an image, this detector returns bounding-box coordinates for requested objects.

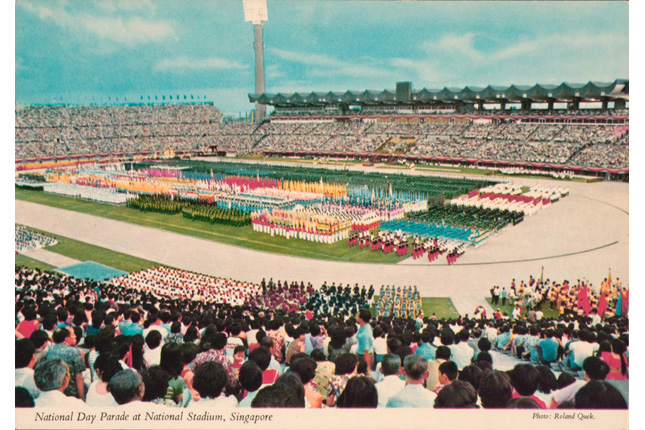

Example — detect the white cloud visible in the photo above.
[154,56,249,73]
[423,33,484,62]
[19,0,176,47]
[269,47,394,79]
[266,64,286,79]
[96,0,156,14]
[388,57,442,86]
[423,30,627,66]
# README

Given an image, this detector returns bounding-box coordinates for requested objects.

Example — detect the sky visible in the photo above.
[14,0,629,115]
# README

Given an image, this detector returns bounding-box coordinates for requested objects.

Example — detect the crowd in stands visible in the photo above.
[16,105,628,171]
[15,104,222,158]
[252,119,629,170]
[15,225,58,253]
[15,264,628,411]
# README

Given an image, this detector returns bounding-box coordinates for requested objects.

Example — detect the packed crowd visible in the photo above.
[16,104,222,158]
[15,225,58,253]
[15,264,628,411]
[253,119,629,169]
[16,104,628,171]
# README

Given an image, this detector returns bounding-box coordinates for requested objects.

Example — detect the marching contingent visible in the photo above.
[17,155,571,261]
[15,225,58,253]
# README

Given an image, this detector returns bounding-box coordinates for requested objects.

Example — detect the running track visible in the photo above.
[15,167,628,315]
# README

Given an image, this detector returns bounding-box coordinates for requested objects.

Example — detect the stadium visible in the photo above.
[14,1,629,428]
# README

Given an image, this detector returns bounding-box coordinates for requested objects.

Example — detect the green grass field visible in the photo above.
[14,254,57,271]
[422,298,460,319]
[16,187,406,264]
[15,227,158,273]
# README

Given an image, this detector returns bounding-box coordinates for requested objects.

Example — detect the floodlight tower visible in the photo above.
[243,0,268,123]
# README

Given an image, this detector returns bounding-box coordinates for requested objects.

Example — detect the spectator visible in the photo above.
[508,364,547,408]
[327,353,358,406]
[450,330,474,370]
[274,373,306,408]
[144,330,163,367]
[15,339,40,400]
[190,361,237,408]
[237,360,263,407]
[479,371,513,409]
[290,355,322,408]
[336,376,378,408]
[434,380,479,409]
[574,380,627,409]
[251,383,302,408]
[386,354,437,408]
[33,359,85,407]
[46,327,86,400]
[375,354,404,408]
[458,364,485,394]
[15,387,34,408]
[160,342,192,406]
[107,369,145,406]
[435,361,459,393]
[549,356,609,408]
[249,346,279,386]
[86,354,121,407]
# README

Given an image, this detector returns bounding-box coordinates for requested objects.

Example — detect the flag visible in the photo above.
[577,283,590,316]
[621,288,629,316]
[615,286,623,317]
[540,266,544,286]
[598,292,607,317]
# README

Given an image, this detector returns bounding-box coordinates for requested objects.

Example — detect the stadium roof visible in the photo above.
[249,79,628,107]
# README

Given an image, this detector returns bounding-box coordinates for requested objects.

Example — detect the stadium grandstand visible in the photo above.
[14,80,629,415]
[245,80,628,177]
[15,79,628,180]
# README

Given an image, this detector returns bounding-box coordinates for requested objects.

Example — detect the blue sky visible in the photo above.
[14,0,629,115]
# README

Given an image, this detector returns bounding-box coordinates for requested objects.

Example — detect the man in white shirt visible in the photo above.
[34,359,86,408]
[15,339,40,399]
[568,330,598,370]
[142,322,170,342]
[386,354,437,408]
[550,356,609,408]
[143,330,164,367]
[449,330,474,370]
[375,354,405,408]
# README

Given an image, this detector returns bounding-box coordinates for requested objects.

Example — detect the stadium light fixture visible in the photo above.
[243,0,268,25]
[243,0,268,122]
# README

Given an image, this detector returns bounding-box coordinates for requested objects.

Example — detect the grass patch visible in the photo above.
[16,187,406,264]
[15,254,57,271]
[423,297,460,319]
[18,226,158,273]
[485,297,561,319]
